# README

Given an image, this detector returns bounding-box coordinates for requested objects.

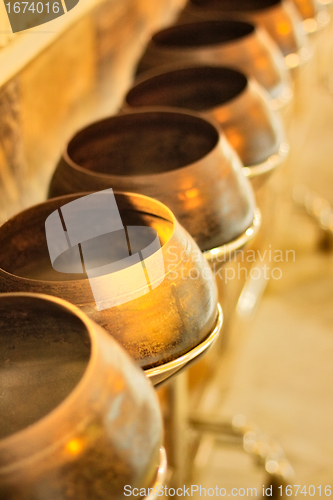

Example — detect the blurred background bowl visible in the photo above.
[177,0,310,66]
[136,19,291,105]
[124,65,288,189]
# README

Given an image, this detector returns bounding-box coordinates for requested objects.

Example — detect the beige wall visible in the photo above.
[0,0,185,222]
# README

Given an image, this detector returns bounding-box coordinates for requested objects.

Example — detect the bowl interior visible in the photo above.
[0,193,174,282]
[0,296,91,440]
[152,20,255,47]
[67,111,219,176]
[127,67,247,111]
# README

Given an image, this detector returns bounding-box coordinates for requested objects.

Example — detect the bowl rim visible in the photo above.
[151,19,257,48]
[0,293,100,466]
[145,302,223,381]
[0,190,183,287]
[61,107,222,179]
[144,447,168,500]
[204,207,262,265]
[243,141,289,177]
[125,64,249,112]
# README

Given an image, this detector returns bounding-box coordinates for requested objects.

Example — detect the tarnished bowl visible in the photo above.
[178,0,310,66]
[49,109,256,253]
[0,191,221,384]
[0,292,164,500]
[124,65,289,189]
[136,20,292,108]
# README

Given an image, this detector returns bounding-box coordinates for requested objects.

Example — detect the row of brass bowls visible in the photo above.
[136,19,291,105]
[49,109,256,253]
[124,65,288,188]
[0,0,299,494]
[0,191,220,383]
[177,0,309,62]
[0,293,163,500]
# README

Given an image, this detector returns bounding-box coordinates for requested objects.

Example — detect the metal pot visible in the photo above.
[178,0,310,66]
[124,65,289,189]
[0,292,164,499]
[0,191,221,384]
[49,109,256,254]
[136,19,292,107]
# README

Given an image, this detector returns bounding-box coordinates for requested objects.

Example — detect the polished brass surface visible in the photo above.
[136,20,291,105]
[144,447,168,500]
[178,0,309,62]
[124,65,288,181]
[0,192,219,378]
[146,303,223,385]
[0,293,163,499]
[204,208,262,269]
[49,109,256,252]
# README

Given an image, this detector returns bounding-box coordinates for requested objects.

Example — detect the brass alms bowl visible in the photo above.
[124,65,288,188]
[0,293,164,499]
[136,19,292,107]
[0,191,220,384]
[178,0,310,65]
[49,109,256,253]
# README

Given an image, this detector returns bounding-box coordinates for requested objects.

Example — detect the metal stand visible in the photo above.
[162,192,294,495]
[163,371,294,497]
[190,413,294,490]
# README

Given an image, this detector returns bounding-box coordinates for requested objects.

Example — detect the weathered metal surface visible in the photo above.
[49,109,256,252]
[0,293,163,499]
[0,192,219,379]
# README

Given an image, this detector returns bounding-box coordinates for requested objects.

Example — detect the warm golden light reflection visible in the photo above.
[285,53,300,68]
[303,18,317,33]
[114,376,125,393]
[178,188,202,210]
[148,221,173,246]
[184,188,199,199]
[266,459,279,474]
[226,130,243,152]
[65,438,84,455]
[277,22,291,35]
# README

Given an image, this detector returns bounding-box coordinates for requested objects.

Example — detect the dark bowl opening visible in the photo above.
[0,296,91,440]
[189,0,279,11]
[126,66,248,111]
[152,20,255,47]
[67,111,219,176]
[0,193,174,283]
